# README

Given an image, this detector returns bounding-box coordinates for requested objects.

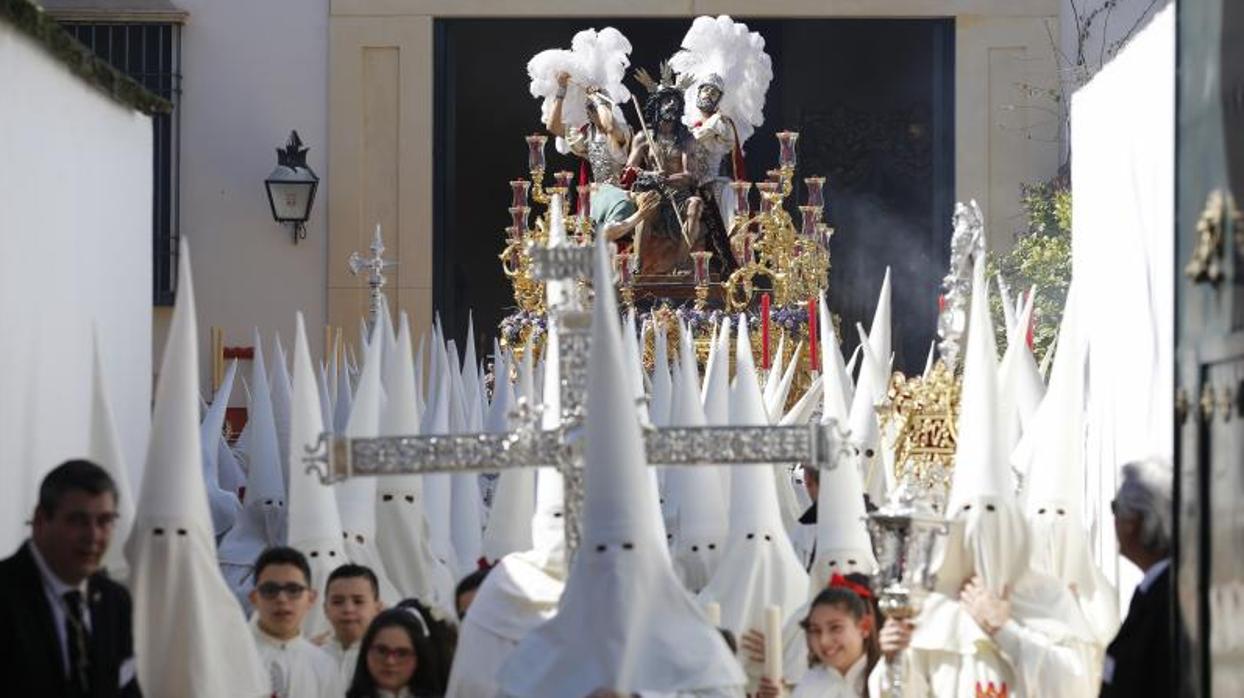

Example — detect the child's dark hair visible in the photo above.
[327,563,380,599]
[346,608,440,698]
[396,598,458,689]
[252,546,312,587]
[801,586,881,698]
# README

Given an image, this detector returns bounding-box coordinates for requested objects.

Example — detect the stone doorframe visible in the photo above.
[328,0,1061,341]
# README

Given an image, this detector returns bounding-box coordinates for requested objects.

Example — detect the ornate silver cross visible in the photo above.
[308,233,854,555]
[347,223,398,334]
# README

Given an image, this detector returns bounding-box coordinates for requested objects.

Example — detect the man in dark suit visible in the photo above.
[1100,458,1174,698]
[0,459,141,697]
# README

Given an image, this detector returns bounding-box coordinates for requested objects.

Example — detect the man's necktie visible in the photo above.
[63,589,91,696]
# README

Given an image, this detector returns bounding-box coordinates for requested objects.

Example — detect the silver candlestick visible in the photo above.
[347,223,398,334]
[867,481,950,698]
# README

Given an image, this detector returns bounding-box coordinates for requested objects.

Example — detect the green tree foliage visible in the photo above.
[987,176,1072,366]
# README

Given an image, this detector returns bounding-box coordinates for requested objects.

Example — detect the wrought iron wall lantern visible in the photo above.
[264,130,319,243]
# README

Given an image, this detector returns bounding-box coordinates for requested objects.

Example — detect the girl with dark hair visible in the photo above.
[395,597,457,687]
[757,584,880,698]
[346,609,445,698]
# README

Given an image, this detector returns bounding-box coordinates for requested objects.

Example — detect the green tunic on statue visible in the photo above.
[591,183,637,229]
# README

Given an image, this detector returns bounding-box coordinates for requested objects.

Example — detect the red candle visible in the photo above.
[807,297,819,372]
[760,293,771,369]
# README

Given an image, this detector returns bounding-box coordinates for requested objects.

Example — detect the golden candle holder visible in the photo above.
[691,250,713,310]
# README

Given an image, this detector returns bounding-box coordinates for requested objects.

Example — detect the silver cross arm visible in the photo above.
[644,423,847,468]
[303,421,850,485]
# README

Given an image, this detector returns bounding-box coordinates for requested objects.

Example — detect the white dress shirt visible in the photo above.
[321,635,361,689]
[250,614,342,698]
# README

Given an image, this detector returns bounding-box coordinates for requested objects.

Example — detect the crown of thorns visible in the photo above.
[633,62,696,94]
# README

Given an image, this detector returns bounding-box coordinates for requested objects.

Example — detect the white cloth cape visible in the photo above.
[444,550,565,698]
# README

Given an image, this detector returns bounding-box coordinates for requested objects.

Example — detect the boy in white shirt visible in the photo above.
[320,563,383,686]
[249,546,341,698]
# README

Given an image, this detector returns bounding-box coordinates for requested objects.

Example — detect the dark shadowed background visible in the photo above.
[434,17,954,376]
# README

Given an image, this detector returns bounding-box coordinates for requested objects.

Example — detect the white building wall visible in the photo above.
[0,20,153,552]
[176,0,330,394]
[1070,3,1174,608]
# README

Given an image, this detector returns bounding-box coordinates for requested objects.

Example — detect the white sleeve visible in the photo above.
[691,113,732,146]
[992,621,1094,698]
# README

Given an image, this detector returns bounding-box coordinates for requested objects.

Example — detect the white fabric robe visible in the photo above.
[250,617,341,698]
[444,552,564,698]
[322,636,361,691]
[790,656,867,698]
[866,578,1096,698]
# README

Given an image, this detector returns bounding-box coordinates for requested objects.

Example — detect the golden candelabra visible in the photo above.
[723,131,834,313]
[499,135,601,360]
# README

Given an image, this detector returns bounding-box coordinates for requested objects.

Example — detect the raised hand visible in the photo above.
[878,617,916,660]
[960,575,1011,636]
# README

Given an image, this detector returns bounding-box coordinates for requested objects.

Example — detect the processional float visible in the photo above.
[311,68,992,698]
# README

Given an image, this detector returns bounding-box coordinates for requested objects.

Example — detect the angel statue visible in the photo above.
[527,28,657,244]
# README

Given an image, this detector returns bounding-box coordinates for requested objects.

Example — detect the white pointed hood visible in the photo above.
[842,344,861,407]
[762,332,787,412]
[414,332,427,418]
[779,375,823,427]
[766,340,802,422]
[126,242,268,698]
[500,234,745,697]
[699,318,809,687]
[809,399,878,591]
[335,319,402,605]
[420,335,460,576]
[621,308,649,424]
[649,320,673,427]
[89,328,136,580]
[216,437,246,496]
[945,257,1027,595]
[1016,285,1119,644]
[701,318,733,504]
[664,322,728,592]
[848,324,889,504]
[199,359,241,538]
[867,267,892,374]
[217,331,287,564]
[269,332,293,488]
[375,313,456,614]
[999,291,1046,456]
[462,314,483,430]
[768,338,807,538]
[997,274,1017,338]
[316,361,334,437]
[819,293,850,424]
[528,299,567,575]
[286,312,348,637]
[447,339,485,579]
[332,335,354,434]
[480,350,535,563]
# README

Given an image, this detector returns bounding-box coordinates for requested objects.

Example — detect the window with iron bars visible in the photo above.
[57,21,182,306]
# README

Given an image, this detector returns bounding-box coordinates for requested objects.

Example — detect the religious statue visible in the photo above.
[669,15,775,269]
[527,28,656,246]
[622,67,707,276]
[544,71,657,245]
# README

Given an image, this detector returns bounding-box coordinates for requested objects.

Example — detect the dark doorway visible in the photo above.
[435,17,954,375]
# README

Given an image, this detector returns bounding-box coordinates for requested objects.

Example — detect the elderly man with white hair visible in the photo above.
[1100,458,1176,698]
